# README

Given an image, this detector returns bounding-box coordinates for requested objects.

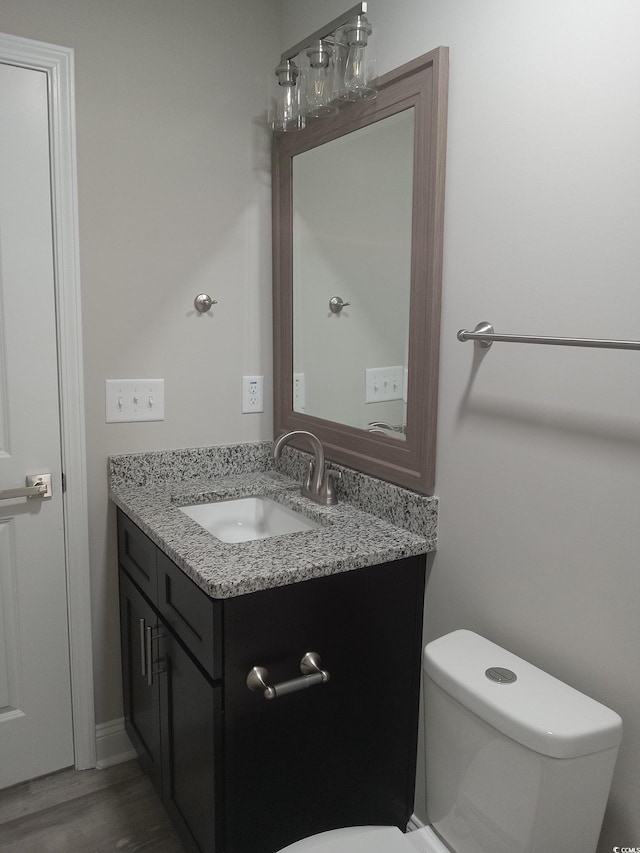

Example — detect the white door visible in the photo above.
[0,60,75,788]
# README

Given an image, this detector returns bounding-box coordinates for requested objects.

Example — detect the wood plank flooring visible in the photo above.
[0,760,186,852]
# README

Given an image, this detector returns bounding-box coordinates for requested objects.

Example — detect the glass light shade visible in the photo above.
[336,14,377,102]
[303,40,339,118]
[272,59,305,132]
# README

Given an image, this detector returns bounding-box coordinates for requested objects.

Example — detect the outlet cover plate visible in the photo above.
[242,375,264,413]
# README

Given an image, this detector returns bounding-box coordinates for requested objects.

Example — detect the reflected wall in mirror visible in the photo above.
[274,48,448,494]
[293,108,414,439]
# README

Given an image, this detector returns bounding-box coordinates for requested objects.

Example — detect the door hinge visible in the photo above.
[61,472,67,493]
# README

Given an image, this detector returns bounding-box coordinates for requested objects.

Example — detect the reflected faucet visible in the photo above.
[272,430,341,506]
[367,421,394,435]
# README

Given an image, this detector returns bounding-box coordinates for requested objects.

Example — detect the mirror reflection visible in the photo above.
[292,108,415,439]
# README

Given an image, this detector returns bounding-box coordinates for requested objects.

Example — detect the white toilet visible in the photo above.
[278,629,622,853]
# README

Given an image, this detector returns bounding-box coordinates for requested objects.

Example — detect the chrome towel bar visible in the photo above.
[246,652,330,700]
[457,322,640,352]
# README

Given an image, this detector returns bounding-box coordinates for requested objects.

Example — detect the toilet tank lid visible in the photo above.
[424,630,622,759]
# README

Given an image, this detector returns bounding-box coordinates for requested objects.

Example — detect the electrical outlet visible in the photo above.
[105,379,164,422]
[242,375,264,413]
[293,372,306,411]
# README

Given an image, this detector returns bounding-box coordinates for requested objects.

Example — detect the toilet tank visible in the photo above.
[423,630,622,853]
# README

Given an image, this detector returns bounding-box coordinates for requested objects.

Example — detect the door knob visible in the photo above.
[0,474,53,501]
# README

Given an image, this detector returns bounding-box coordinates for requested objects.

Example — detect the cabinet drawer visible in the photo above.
[157,551,222,681]
[117,510,157,604]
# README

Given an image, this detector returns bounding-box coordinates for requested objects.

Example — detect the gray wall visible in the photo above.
[0,0,279,724]
[280,1,640,850]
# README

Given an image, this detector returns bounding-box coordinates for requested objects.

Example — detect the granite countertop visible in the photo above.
[109,443,438,599]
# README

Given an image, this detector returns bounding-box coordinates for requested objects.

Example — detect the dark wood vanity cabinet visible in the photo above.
[119,567,222,853]
[117,509,426,853]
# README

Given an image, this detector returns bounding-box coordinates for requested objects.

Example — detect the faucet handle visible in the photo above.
[303,460,314,492]
[322,468,342,505]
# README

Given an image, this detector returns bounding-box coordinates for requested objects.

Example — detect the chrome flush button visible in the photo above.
[486,667,517,684]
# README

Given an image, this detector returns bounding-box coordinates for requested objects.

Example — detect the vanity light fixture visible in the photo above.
[337,12,376,101]
[304,40,339,118]
[270,2,376,132]
[273,59,305,132]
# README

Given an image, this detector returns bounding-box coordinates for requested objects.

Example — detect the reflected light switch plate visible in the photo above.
[365,366,404,403]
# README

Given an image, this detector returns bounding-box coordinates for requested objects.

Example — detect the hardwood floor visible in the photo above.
[0,760,186,852]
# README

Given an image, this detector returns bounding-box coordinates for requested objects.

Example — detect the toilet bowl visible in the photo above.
[276,630,622,853]
[277,824,451,852]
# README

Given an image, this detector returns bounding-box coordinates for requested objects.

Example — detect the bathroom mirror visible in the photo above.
[273,48,448,493]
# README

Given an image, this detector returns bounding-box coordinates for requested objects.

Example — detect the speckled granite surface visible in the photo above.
[109,442,437,599]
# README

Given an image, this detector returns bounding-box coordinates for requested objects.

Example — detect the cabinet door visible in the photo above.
[118,509,158,604]
[119,569,162,795]
[223,556,426,853]
[159,629,222,853]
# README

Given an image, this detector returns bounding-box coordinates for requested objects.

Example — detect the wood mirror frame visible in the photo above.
[273,47,448,494]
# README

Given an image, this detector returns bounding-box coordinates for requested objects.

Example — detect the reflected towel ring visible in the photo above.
[329,296,351,314]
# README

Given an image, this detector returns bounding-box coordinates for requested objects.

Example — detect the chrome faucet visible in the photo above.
[272,430,341,506]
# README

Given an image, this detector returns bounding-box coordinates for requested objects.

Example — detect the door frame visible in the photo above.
[0,32,96,769]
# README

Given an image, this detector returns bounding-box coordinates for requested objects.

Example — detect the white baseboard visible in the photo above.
[95,717,136,769]
[407,813,426,831]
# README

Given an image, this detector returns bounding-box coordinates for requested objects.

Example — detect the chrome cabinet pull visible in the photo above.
[143,625,166,687]
[0,474,53,501]
[246,652,330,700]
[139,618,147,678]
[145,626,154,687]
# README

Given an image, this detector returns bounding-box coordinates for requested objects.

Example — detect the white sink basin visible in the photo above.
[178,496,320,543]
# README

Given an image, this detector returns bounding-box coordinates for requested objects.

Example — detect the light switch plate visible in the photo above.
[106,379,165,422]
